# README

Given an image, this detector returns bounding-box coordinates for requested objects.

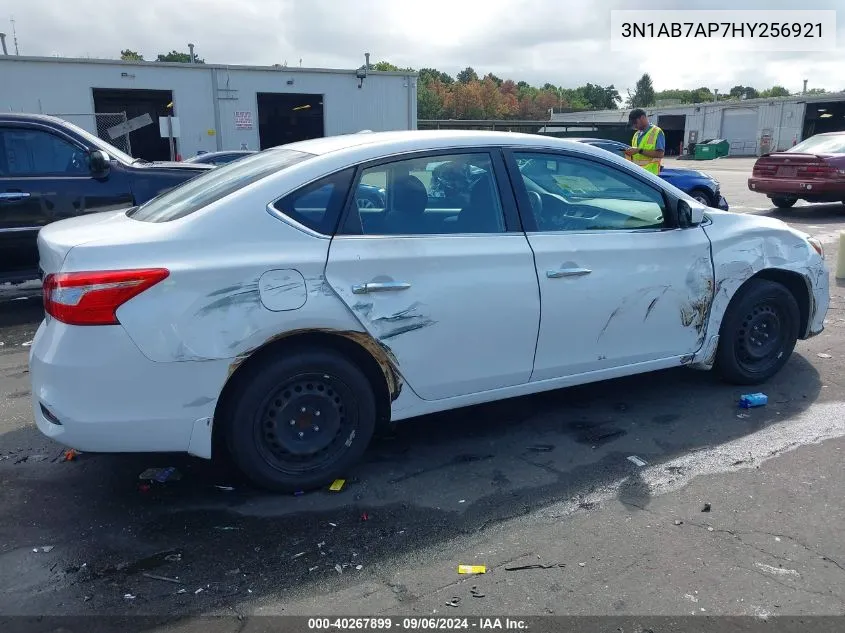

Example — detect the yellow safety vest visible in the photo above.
[629,125,663,175]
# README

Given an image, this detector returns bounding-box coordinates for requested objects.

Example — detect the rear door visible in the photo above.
[0,123,132,277]
[505,148,714,381]
[324,149,541,401]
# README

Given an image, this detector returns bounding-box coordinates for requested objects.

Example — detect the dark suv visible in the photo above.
[0,113,213,283]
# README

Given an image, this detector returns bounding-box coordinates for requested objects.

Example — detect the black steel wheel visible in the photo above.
[770,195,797,209]
[225,349,376,492]
[715,279,800,385]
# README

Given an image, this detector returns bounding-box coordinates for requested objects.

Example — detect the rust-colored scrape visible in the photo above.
[226,328,403,401]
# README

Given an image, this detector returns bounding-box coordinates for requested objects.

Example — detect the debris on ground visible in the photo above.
[124,594,136,600]
[292,552,306,559]
[737,413,751,419]
[215,485,235,491]
[739,393,768,408]
[817,353,832,359]
[63,449,80,462]
[176,589,187,595]
[214,526,240,531]
[578,562,586,567]
[194,588,204,595]
[138,466,181,483]
[309,566,319,572]
[22,340,33,347]
[165,553,182,562]
[707,527,715,532]
[459,499,466,504]
[504,562,565,571]
[527,444,555,453]
[361,512,369,521]
[83,595,92,602]
[142,573,182,584]
[32,545,54,553]
[674,520,684,526]
[627,455,648,467]
[328,522,337,527]
[471,586,485,598]
[457,565,486,574]
[329,479,346,492]
[702,503,712,513]
[334,564,343,574]
[356,565,363,571]
[445,597,461,607]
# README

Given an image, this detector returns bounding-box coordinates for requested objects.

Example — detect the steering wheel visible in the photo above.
[527,191,543,217]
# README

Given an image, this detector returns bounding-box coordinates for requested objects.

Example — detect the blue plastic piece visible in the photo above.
[739,393,768,408]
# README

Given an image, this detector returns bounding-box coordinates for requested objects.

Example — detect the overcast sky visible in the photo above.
[4,0,844,95]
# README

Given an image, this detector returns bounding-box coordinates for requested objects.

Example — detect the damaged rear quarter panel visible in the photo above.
[695,210,830,365]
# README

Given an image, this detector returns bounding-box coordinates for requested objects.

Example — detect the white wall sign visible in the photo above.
[234,111,253,129]
[158,116,181,138]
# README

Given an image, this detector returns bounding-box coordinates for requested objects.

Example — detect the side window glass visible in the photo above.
[1,128,89,176]
[515,153,666,232]
[343,152,506,236]
[273,168,354,235]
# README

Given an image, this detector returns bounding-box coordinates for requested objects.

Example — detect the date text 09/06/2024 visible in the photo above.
[620,21,823,38]
[307,617,528,630]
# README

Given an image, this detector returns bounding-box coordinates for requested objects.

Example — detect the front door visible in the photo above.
[325,150,540,401]
[506,149,714,382]
[0,125,132,278]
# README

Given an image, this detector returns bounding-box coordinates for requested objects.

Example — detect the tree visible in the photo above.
[419,68,453,85]
[120,49,144,61]
[456,66,479,84]
[627,73,656,108]
[806,87,827,95]
[579,83,622,110]
[417,80,445,119]
[729,85,759,100]
[760,85,790,98]
[484,73,503,87]
[156,50,205,63]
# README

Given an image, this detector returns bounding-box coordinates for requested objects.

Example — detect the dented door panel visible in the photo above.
[528,227,714,381]
[325,235,541,401]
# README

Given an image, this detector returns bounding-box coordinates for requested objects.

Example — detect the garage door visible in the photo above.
[721,108,759,156]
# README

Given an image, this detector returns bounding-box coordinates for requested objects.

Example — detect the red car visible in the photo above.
[748,132,845,208]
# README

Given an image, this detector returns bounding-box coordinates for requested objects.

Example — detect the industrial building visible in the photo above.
[546,92,845,157]
[0,55,417,160]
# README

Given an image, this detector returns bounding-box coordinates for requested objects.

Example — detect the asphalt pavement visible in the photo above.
[1,158,845,629]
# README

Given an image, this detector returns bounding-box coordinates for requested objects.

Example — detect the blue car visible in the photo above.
[573,138,729,210]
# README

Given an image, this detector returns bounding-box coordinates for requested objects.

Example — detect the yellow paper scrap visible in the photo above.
[457,565,486,574]
[329,479,345,492]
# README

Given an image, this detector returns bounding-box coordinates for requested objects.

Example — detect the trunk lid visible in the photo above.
[37,209,170,276]
[753,152,839,179]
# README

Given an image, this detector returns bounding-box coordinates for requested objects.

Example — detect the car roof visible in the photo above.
[0,112,74,124]
[284,130,613,160]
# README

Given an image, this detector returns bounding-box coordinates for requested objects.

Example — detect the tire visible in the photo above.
[224,348,377,493]
[715,279,800,385]
[770,195,797,209]
[689,188,714,207]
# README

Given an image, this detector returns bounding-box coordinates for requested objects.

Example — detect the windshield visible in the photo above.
[788,134,845,155]
[128,148,314,222]
[58,118,136,164]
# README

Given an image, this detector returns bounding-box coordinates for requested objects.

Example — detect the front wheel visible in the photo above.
[224,349,376,492]
[715,279,800,385]
[689,188,714,207]
[770,195,797,209]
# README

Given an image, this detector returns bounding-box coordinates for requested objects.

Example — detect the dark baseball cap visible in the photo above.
[628,108,647,123]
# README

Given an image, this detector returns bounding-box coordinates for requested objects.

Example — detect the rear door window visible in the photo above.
[271,168,355,235]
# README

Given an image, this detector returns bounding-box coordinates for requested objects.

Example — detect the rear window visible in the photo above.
[128,148,314,222]
[788,134,845,155]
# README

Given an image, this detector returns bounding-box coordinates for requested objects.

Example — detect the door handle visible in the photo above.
[0,192,31,201]
[352,281,411,294]
[546,267,592,278]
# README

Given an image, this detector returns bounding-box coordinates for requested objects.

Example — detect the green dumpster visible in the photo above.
[694,139,729,160]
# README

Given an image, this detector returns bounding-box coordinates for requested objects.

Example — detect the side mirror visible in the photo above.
[678,199,706,227]
[89,150,111,177]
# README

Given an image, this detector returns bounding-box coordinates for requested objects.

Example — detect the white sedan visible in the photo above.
[30,131,829,492]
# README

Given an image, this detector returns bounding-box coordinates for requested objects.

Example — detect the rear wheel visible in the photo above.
[715,279,800,385]
[224,349,376,492]
[770,195,797,209]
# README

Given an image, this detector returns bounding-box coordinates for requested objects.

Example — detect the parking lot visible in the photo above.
[2,156,845,624]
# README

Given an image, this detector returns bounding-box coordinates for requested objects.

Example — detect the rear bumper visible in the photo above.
[29,319,232,458]
[748,177,845,200]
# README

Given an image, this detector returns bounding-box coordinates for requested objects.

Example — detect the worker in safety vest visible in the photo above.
[624,108,665,175]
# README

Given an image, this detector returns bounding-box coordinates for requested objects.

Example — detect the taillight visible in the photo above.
[42,268,169,326]
[797,163,835,176]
